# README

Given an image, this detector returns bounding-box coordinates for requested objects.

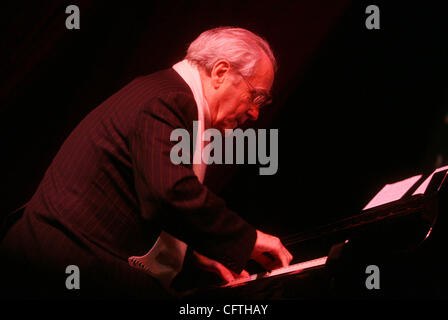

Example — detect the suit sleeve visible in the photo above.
[129,93,257,273]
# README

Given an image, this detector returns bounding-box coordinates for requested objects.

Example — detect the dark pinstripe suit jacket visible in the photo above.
[1,68,256,296]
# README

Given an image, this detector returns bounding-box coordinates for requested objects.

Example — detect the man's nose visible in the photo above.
[247,107,259,121]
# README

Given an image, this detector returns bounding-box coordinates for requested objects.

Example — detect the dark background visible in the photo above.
[1,0,448,241]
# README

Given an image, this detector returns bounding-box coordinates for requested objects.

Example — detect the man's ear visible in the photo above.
[210,60,231,89]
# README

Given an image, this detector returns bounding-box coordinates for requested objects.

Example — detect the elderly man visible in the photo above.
[0,27,292,298]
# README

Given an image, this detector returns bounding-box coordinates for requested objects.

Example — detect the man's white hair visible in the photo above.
[185,27,277,78]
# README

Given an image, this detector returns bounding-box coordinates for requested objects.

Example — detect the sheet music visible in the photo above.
[363,175,422,210]
[412,165,448,195]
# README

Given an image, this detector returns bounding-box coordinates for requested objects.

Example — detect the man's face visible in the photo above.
[210,54,274,133]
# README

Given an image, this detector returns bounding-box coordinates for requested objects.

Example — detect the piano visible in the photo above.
[177,166,448,299]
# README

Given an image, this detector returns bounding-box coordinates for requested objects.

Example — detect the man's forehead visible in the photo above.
[251,59,274,90]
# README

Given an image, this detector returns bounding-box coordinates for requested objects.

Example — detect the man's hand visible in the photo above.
[250,230,293,271]
[192,251,249,283]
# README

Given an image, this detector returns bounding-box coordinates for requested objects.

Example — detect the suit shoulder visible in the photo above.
[132,69,198,129]
[133,69,194,99]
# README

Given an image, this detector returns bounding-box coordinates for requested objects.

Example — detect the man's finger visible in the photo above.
[212,262,236,282]
[282,246,294,264]
[239,269,250,278]
[265,246,290,268]
[251,230,293,271]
